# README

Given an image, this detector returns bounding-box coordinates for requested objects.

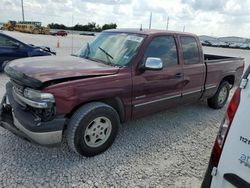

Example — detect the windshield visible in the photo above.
[76,32,145,66]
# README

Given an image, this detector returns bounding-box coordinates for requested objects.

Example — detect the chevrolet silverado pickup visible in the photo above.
[0,29,244,157]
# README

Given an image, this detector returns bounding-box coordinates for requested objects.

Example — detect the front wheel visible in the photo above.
[32,29,39,34]
[66,102,120,157]
[207,81,230,109]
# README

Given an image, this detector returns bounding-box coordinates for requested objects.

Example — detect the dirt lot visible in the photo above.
[0,31,249,188]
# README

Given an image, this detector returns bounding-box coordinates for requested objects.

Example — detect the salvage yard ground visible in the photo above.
[0,31,250,188]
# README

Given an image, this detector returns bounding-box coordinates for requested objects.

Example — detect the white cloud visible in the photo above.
[1,0,250,37]
[81,0,131,5]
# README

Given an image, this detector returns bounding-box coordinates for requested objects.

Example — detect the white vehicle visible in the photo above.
[202,66,250,187]
[229,43,240,48]
[240,43,249,49]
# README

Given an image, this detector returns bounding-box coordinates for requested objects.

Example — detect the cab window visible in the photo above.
[180,36,200,64]
[144,36,178,67]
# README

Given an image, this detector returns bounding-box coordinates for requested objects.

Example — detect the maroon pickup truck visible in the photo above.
[0,29,244,156]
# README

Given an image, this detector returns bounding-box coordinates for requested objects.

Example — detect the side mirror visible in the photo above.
[144,57,163,70]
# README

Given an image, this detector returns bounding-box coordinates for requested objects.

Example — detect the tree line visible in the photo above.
[48,22,117,32]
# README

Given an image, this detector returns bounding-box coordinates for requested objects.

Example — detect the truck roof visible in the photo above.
[105,28,197,37]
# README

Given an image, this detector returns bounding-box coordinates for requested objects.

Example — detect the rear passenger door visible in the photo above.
[180,36,205,103]
[132,35,184,118]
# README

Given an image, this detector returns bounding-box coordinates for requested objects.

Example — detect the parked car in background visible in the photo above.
[219,41,230,48]
[239,43,249,49]
[202,65,250,188]
[229,43,240,48]
[210,41,221,47]
[79,32,95,36]
[0,32,55,71]
[0,29,244,157]
[201,40,212,46]
[51,30,67,36]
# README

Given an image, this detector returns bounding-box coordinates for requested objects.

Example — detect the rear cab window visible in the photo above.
[180,36,200,65]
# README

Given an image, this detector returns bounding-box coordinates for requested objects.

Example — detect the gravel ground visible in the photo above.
[0,31,250,188]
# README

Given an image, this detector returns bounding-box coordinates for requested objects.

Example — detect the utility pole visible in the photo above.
[21,0,25,21]
[183,25,185,32]
[149,12,152,29]
[71,14,74,54]
[166,16,169,30]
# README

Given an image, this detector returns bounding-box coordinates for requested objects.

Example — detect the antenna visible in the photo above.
[149,12,152,29]
[21,0,25,21]
[140,24,142,31]
[166,17,169,30]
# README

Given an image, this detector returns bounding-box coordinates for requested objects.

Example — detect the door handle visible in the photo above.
[175,73,183,78]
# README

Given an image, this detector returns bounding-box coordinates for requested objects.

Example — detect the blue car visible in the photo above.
[0,32,55,71]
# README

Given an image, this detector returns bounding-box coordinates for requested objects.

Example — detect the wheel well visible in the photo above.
[222,75,235,87]
[99,97,125,122]
[66,97,125,123]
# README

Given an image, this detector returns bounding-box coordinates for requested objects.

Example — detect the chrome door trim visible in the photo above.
[182,89,202,96]
[206,85,217,90]
[134,94,181,108]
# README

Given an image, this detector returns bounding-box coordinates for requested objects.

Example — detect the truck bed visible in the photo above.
[204,54,243,63]
[202,54,244,98]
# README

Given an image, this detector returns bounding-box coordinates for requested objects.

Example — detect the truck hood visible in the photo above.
[5,56,120,88]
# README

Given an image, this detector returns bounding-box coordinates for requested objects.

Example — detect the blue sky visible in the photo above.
[1,0,250,37]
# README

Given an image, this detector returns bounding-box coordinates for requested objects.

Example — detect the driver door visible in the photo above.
[132,35,184,118]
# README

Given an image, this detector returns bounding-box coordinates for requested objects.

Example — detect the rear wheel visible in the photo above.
[207,81,230,109]
[66,102,120,157]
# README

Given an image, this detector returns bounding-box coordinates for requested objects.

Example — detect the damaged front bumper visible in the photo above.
[0,83,66,146]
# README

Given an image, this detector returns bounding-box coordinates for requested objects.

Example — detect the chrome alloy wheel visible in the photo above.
[84,117,112,148]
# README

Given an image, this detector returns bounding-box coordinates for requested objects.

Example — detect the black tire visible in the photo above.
[207,81,230,109]
[66,102,120,157]
[33,29,39,34]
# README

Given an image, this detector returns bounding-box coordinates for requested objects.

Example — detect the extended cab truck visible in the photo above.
[0,29,245,157]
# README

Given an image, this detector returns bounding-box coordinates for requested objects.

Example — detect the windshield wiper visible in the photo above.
[98,46,114,65]
[98,47,113,59]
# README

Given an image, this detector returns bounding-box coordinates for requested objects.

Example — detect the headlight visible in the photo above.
[24,88,55,103]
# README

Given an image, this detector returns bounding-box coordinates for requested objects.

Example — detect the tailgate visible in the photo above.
[211,74,250,187]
